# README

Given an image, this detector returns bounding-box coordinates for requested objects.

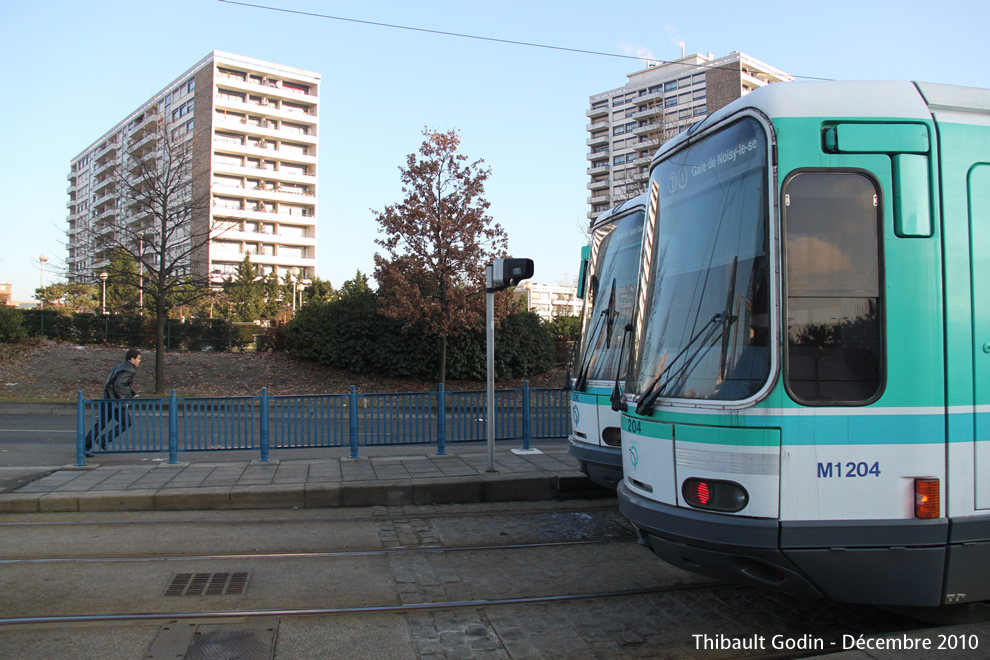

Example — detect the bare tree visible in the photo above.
[96,118,217,393]
[610,102,685,206]
[373,128,511,384]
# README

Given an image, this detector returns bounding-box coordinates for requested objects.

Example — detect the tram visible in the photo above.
[616,80,990,607]
[568,194,645,488]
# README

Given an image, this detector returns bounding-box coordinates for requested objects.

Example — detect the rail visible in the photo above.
[75,382,571,465]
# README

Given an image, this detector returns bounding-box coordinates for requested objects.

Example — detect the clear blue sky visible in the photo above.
[2,0,987,303]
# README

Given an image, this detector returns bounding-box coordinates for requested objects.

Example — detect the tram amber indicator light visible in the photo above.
[915,479,940,519]
[682,478,748,512]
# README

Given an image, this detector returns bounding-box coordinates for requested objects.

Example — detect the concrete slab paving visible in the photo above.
[0,445,612,513]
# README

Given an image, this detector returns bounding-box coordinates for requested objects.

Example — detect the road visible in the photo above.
[0,499,939,659]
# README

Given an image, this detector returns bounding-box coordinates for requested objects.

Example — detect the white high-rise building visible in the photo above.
[587,51,791,221]
[66,51,320,285]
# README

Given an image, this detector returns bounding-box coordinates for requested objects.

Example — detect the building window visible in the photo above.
[187,79,195,93]
[664,80,677,92]
[664,98,678,108]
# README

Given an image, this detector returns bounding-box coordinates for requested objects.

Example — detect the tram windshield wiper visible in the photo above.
[634,310,735,416]
[574,279,617,392]
[610,324,633,412]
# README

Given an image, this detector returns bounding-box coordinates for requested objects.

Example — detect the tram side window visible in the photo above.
[784,172,883,404]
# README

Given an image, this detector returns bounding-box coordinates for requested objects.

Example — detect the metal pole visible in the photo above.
[436,382,446,456]
[260,387,270,462]
[138,234,143,315]
[349,386,359,459]
[486,264,495,472]
[76,391,86,466]
[168,390,178,464]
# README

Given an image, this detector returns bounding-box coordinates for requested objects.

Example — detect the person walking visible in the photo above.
[84,349,142,457]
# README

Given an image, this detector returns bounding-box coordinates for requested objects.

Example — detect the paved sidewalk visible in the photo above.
[0,445,609,513]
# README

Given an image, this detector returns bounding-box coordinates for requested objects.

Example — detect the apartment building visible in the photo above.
[66,51,320,285]
[587,51,791,221]
[518,283,582,321]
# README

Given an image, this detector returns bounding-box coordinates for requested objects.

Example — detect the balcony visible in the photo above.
[586,148,608,161]
[586,120,608,132]
[213,95,318,123]
[635,90,663,105]
[587,178,610,191]
[215,73,316,99]
[587,193,610,205]
[587,164,609,176]
[586,104,609,118]
[213,115,317,144]
[586,133,608,147]
[93,158,117,176]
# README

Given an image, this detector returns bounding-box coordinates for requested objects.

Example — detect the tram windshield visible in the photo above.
[575,208,645,388]
[630,117,771,404]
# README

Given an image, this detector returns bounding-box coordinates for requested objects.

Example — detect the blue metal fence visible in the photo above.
[75,382,571,465]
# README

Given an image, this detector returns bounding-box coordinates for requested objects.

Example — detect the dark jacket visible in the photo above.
[102,361,137,400]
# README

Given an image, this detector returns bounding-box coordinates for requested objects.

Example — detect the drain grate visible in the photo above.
[165,572,250,597]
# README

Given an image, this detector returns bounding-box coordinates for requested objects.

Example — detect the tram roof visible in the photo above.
[656,80,990,160]
[592,192,648,229]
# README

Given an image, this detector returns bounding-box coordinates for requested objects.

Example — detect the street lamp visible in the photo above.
[288,267,300,312]
[38,255,48,310]
[99,272,108,315]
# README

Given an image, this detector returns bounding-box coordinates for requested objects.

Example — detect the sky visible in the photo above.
[2,0,988,303]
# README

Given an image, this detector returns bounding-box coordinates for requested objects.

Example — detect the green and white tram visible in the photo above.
[617,80,990,607]
[569,194,645,488]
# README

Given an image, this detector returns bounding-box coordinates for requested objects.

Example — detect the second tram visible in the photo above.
[568,195,645,488]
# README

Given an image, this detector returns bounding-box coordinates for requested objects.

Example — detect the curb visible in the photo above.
[0,402,76,416]
[0,474,611,513]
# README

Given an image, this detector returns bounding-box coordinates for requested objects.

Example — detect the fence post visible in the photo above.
[522,380,532,451]
[260,387,270,462]
[76,391,86,466]
[349,386,359,458]
[436,383,446,456]
[168,389,178,464]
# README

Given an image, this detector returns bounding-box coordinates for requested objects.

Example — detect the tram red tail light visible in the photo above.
[682,478,748,512]
[915,479,940,519]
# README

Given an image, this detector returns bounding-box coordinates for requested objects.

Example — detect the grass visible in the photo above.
[0,339,568,403]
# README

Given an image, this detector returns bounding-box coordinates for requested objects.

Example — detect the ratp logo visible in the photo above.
[572,405,580,425]
[628,444,639,469]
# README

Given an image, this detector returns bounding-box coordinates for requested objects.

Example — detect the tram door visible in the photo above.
[971,165,990,509]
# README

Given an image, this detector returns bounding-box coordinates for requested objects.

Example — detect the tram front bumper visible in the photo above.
[568,437,623,489]
[618,481,951,606]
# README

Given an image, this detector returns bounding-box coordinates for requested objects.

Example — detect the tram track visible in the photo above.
[0,501,621,527]
[0,582,731,629]
[0,536,635,565]
[0,501,945,658]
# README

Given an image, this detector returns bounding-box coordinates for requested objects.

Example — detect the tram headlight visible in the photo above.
[914,478,940,519]
[682,478,748,513]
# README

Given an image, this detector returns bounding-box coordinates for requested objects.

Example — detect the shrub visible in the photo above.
[0,306,27,343]
[284,292,556,381]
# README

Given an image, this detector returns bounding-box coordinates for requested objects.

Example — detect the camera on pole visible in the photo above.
[484,257,535,471]
[489,258,534,291]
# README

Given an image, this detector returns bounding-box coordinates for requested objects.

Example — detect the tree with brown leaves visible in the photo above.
[373,129,510,384]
